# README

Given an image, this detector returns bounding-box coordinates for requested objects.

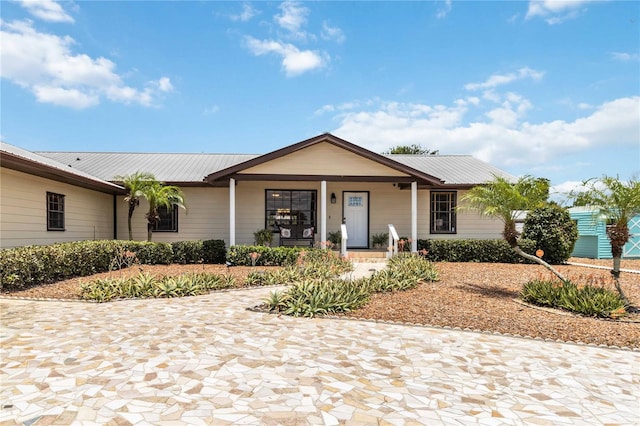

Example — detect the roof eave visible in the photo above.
[2,152,125,194]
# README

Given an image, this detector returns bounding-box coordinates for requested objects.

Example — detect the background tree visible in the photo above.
[115,171,156,240]
[569,175,640,304]
[522,204,578,264]
[384,144,439,155]
[141,182,186,242]
[460,175,567,280]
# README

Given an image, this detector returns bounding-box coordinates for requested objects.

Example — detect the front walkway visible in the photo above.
[1,288,638,425]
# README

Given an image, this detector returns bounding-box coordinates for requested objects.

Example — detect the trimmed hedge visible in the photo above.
[417,239,537,263]
[0,239,226,290]
[226,245,308,266]
[170,240,226,264]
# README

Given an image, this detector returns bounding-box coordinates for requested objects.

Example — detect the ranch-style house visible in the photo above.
[1,133,514,250]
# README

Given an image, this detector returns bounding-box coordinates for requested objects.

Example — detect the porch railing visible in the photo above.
[387,224,399,259]
[340,223,348,258]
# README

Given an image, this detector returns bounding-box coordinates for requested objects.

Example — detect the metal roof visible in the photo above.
[1,142,123,192]
[37,152,258,183]
[36,148,514,186]
[386,154,515,185]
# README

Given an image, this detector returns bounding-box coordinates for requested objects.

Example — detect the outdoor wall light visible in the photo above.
[330,192,337,204]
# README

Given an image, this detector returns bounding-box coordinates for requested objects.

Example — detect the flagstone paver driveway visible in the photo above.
[1,287,638,425]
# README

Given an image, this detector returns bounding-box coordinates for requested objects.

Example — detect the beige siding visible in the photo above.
[241,142,409,177]
[0,168,114,248]
[229,183,503,248]
[115,187,230,243]
[1,168,504,250]
[417,189,504,240]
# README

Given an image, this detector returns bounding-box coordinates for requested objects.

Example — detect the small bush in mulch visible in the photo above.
[521,278,627,318]
[263,253,439,318]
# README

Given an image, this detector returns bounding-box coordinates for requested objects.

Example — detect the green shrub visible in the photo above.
[226,245,304,266]
[273,278,371,317]
[521,279,627,318]
[1,240,171,290]
[366,253,439,293]
[417,239,537,263]
[203,239,226,264]
[522,205,578,264]
[122,241,173,265]
[253,229,274,246]
[371,232,389,247]
[327,230,341,245]
[79,271,237,302]
[171,240,204,264]
[264,253,438,317]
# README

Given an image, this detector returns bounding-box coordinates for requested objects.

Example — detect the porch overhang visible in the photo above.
[204,133,445,187]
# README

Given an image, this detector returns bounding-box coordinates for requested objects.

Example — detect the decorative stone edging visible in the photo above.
[566,262,640,274]
[512,298,640,323]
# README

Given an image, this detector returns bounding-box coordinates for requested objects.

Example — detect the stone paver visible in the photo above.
[1,287,638,425]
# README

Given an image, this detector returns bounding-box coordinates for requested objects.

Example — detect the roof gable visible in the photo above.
[205,133,444,185]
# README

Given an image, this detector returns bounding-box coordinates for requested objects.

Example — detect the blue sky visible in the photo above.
[1,0,638,199]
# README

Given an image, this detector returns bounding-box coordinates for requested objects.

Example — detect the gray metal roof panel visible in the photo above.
[35,151,513,186]
[37,152,258,182]
[2,142,123,189]
[386,154,515,185]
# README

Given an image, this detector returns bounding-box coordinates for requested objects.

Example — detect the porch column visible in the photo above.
[229,178,236,246]
[411,181,417,252]
[320,180,327,245]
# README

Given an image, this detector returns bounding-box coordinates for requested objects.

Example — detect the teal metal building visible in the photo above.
[569,207,640,259]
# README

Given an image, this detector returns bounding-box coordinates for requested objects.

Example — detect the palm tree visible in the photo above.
[115,172,157,240]
[141,181,186,242]
[569,175,640,304]
[460,175,568,281]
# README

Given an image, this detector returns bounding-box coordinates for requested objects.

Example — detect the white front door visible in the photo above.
[343,191,369,248]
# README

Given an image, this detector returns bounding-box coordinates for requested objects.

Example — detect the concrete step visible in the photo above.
[344,250,387,259]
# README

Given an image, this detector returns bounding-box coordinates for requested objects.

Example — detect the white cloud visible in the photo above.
[321,21,345,43]
[275,1,309,38]
[19,0,74,23]
[610,51,640,62]
[436,0,452,19]
[0,20,172,109]
[230,3,258,22]
[203,105,220,115]
[33,85,98,109]
[330,96,640,168]
[465,67,544,91]
[525,0,589,24]
[155,77,174,92]
[550,179,610,203]
[245,36,327,76]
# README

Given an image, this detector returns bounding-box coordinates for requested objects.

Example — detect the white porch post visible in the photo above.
[320,180,327,245]
[411,181,418,252]
[229,178,236,246]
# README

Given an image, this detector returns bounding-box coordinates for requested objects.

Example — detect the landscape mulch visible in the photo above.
[2,258,638,349]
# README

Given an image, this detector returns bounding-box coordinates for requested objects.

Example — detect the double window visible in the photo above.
[153,205,179,232]
[265,190,316,231]
[47,192,65,231]
[431,191,456,234]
